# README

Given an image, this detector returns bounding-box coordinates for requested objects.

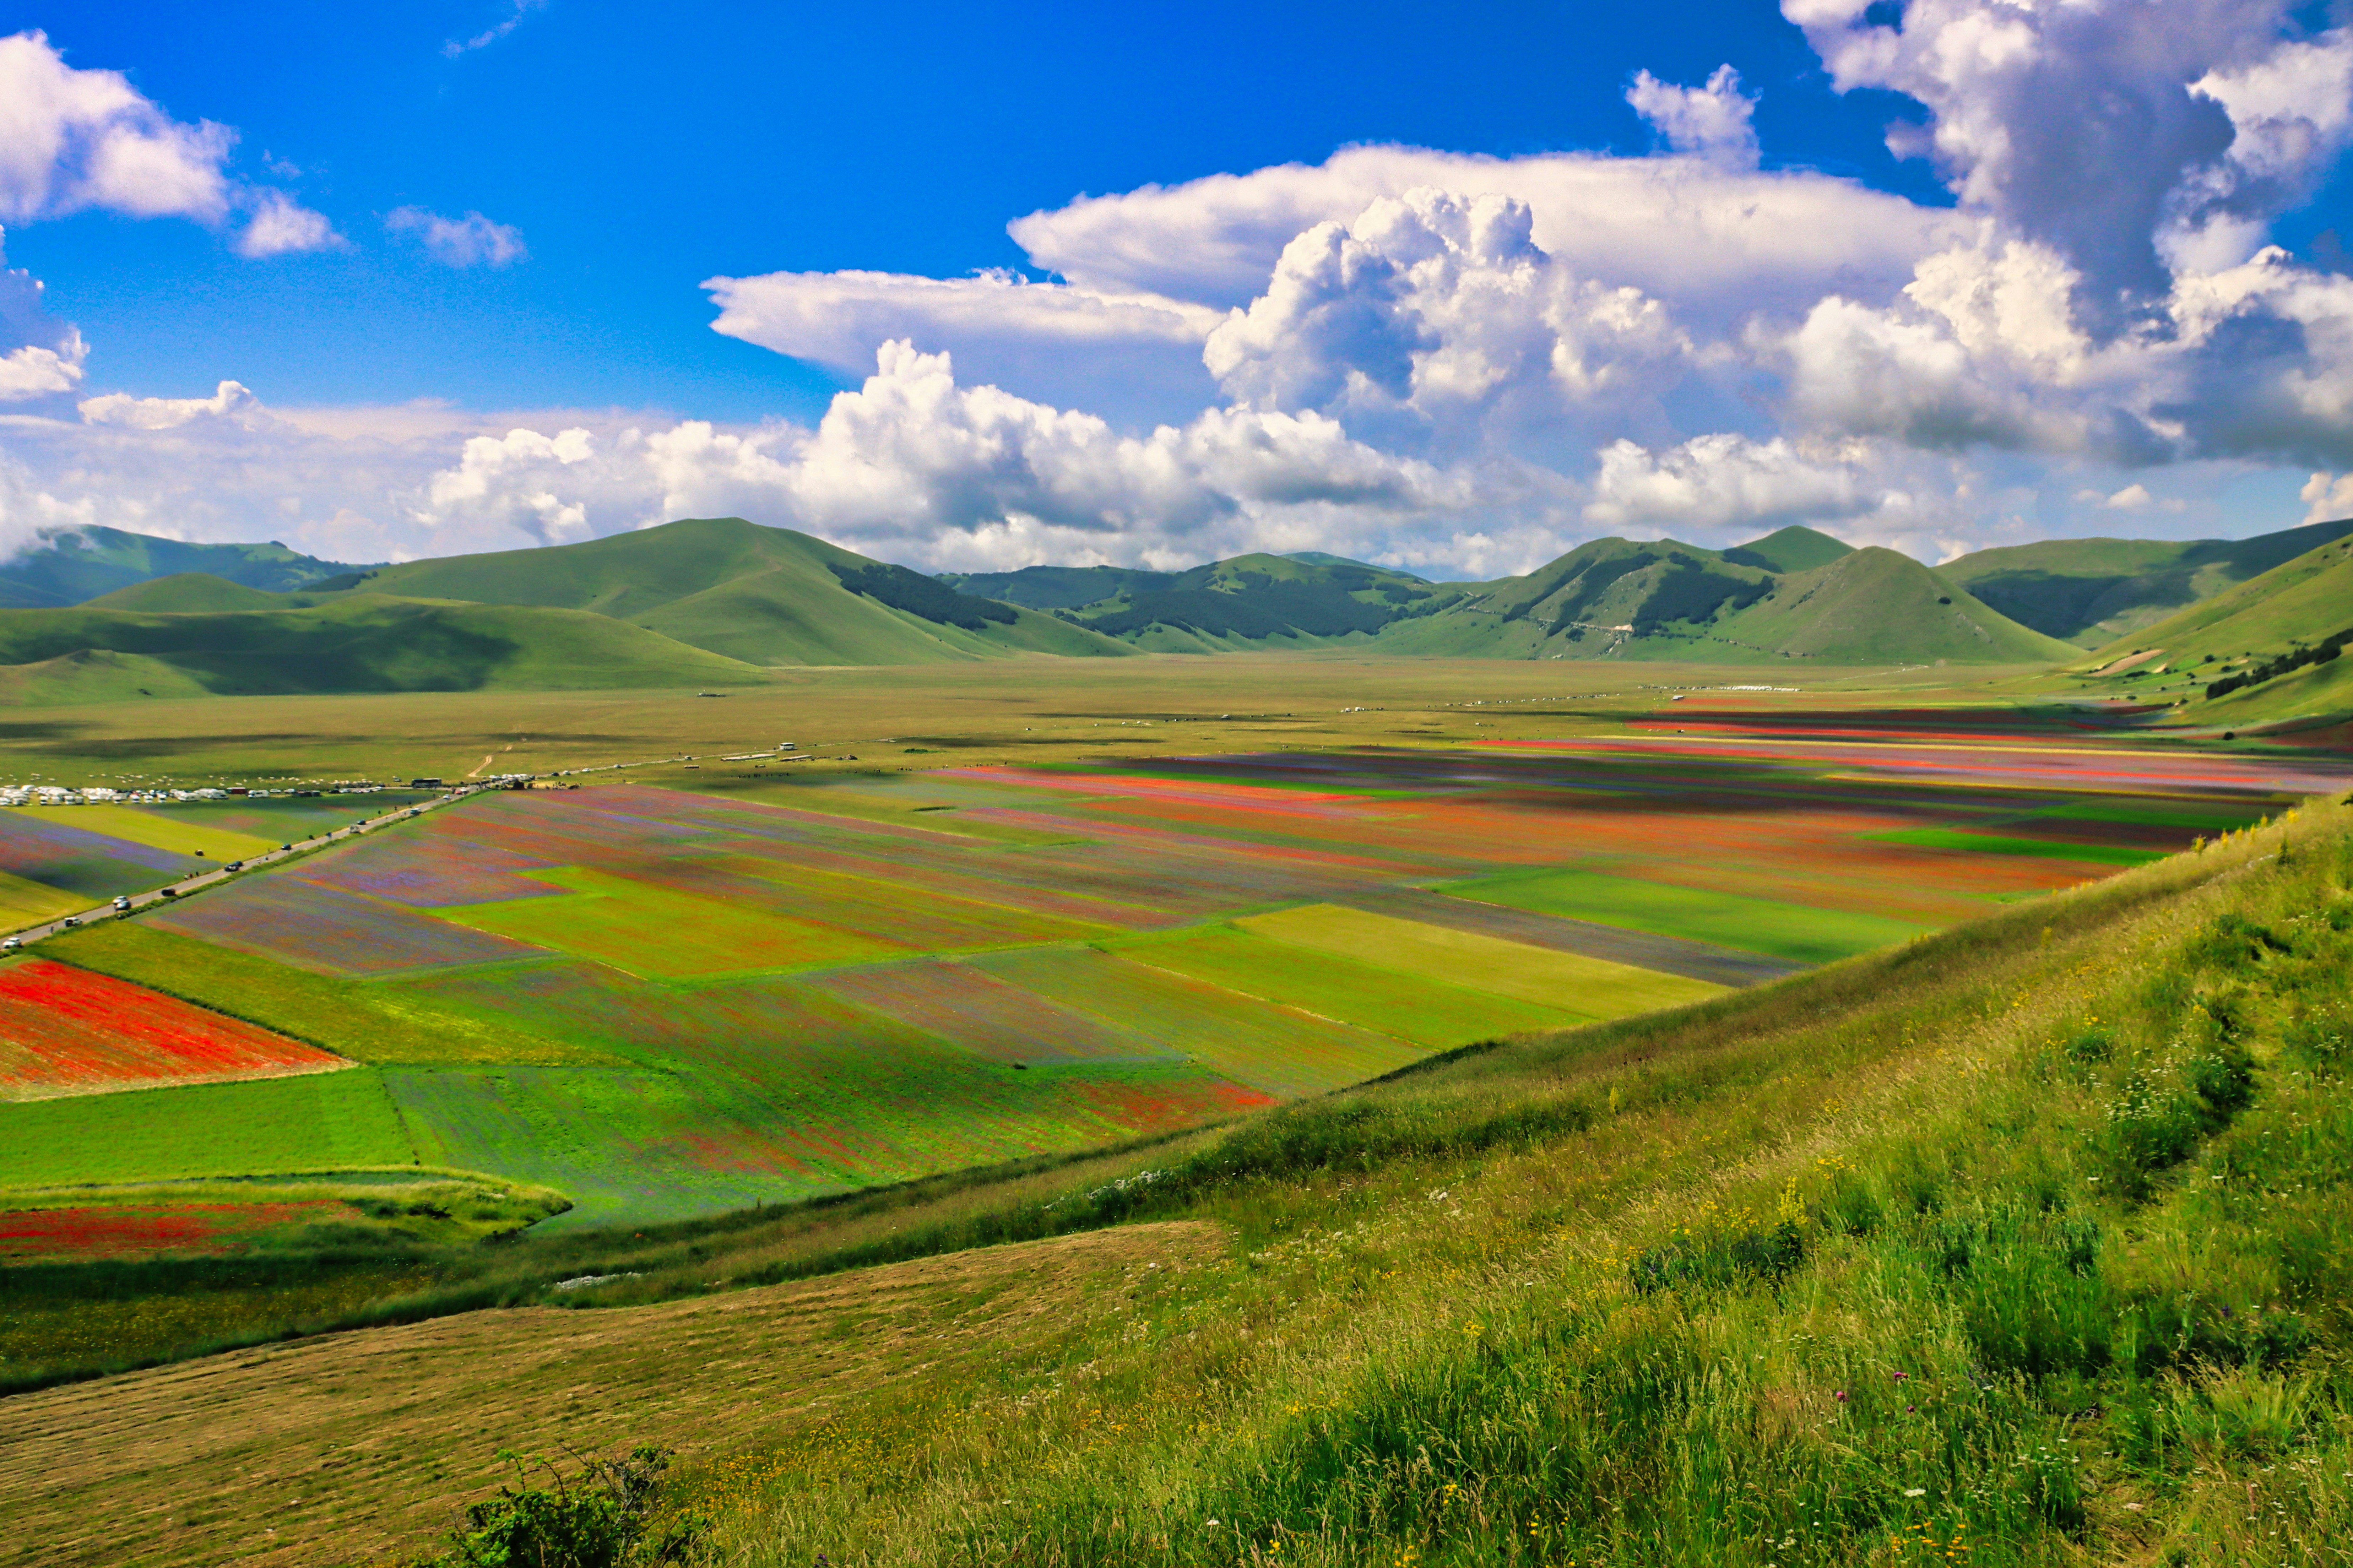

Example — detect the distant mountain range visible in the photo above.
[0,514,2346,704]
[0,526,367,609]
[949,525,2072,664]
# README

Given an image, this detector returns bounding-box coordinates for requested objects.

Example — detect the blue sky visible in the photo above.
[2,1,2352,575]
[4,0,1956,417]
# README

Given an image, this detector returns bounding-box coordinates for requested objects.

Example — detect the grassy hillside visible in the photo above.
[1374,539,2071,664]
[1720,522,1855,573]
[1706,546,2079,664]
[0,527,362,610]
[0,649,216,707]
[1940,516,2353,645]
[80,574,289,614]
[2055,531,2353,726]
[0,594,768,698]
[10,793,2348,1567]
[939,563,1177,610]
[341,517,1131,667]
[1374,537,1770,657]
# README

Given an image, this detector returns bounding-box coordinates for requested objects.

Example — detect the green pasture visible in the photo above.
[437,865,900,979]
[1866,825,2168,865]
[0,1069,415,1186]
[1113,923,1581,1046]
[1237,903,1730,1018]
[384,1048,1249,1230]
[43,922,625,1065]
[1441,866,1928,965]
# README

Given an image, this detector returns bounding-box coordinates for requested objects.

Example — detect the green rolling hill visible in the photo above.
[340,516,1131,666]
[10,511,2338,700]
[948,523,2062,666]
[1939,516,2353,646]
[2063,530,2353,726]
[0,593,768,700]
[81,573,293,613]
[1371,536,2071,665]
[0,526,365,609]
[1718,522,1854,573]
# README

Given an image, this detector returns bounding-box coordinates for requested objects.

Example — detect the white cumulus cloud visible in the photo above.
[0,30,332,256]
[0,233,84,401]
[1626,65,1760,168]
[234,190,340,258]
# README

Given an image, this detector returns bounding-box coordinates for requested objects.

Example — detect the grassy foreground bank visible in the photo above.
[652,795,2353,1567]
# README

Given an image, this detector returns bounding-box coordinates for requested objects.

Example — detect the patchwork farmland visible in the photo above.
[0,730,2330,1227]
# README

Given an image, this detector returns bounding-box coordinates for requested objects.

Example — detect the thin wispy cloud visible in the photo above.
[443,0,549,59]
[385,207,527,268]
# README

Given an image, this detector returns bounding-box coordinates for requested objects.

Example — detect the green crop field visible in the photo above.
[439,866,904,980]
[1112,923,1582,1046]
[1443,866,1929,965]
[49,923,625,1066]
[1,1070,414,1186]
[1865,825,2169,865]
[1237,903,1732,1016]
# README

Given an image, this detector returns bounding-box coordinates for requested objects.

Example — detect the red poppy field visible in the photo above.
[0,959,348,1102]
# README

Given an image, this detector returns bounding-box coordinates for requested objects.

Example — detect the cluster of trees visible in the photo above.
[2205,628,2349,701]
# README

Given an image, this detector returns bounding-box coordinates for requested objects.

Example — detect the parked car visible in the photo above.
[1,935,19,953]
[223,860,244,873]
[161,886,178,897]
[112,895,130,912]
[60,916,79,929]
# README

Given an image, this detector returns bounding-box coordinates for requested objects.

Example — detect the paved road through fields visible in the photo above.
[1,788,483,951]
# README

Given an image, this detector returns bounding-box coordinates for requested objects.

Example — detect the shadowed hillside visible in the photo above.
[947,553,1455,649]
[0,594,768,698]
[2060,529,2353,727]
[1373,538,2072,664]
[1941,516,2353,645]
[0,528,365,610]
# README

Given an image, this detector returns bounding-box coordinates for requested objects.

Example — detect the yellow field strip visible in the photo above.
[1237,904,1730,1019]
[20,805,279,862]
[0,1221,1220,1568]
[0,868,82,929]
